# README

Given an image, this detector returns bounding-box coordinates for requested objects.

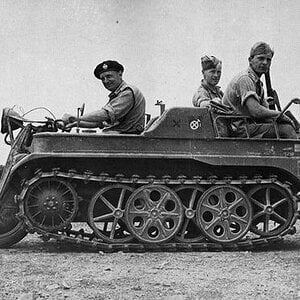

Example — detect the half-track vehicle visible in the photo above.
[0,100,299,252]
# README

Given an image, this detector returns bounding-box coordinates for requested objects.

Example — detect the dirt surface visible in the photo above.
[1,222,300,300]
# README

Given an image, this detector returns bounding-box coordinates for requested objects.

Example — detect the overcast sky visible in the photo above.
[0,0,299,163]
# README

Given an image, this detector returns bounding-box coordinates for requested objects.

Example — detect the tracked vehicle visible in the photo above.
[0,100,299,252]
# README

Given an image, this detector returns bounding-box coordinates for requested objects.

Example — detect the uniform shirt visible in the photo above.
[102,81,146,134]
[222,67,268,116]
[222,67,271,137]
[192,80,224,107]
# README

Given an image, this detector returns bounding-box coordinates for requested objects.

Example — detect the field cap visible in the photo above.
[201,55,222,71]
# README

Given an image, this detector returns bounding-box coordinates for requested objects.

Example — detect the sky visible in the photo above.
[0,0,299,163]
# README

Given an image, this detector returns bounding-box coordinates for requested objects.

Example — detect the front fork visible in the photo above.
[0,125,32,203]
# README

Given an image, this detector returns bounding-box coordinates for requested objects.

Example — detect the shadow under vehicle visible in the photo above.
[0,100,299,252]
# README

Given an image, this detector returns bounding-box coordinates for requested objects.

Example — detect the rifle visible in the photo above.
[265,71,282,111]
[265,72,300,132]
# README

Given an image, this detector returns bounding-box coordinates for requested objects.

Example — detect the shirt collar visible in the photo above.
[201,79,221,94]
[108,81,126,99]
[247,67,261,83]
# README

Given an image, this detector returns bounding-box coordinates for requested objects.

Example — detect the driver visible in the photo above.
[63,60,146,134]
[222,42,297,139]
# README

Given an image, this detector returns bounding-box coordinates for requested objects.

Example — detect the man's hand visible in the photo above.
[276,113,295,129]
[62,113,76,124]
[265,96,274,108]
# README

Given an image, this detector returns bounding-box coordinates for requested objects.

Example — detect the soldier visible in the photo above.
[193,55,233,137]
[222,42,297,138]
[192,55,223,108]
[63,60,146,134]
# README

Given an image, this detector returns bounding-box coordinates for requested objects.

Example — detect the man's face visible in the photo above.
[249,53,273,75]
[202,63,222,86]
[99,70,123,91]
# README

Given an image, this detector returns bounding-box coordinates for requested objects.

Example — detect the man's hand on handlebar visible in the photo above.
[62,113,76,124]
[276,113,296,129]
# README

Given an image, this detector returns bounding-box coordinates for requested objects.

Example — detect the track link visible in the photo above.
[16,168,299,252]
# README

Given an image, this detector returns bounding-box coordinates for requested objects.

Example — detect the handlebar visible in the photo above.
[277,98,300,119]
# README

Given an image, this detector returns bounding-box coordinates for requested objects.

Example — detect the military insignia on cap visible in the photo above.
[103,64,108,70]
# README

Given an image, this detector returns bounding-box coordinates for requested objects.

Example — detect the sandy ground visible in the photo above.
[0,222,299,300]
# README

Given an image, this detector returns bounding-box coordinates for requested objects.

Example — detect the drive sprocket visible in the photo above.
[23,178,78,231]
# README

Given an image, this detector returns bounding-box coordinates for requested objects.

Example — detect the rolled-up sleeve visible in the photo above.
[102,89,134,124]
[192,89,211,107]
[237,76,260,106]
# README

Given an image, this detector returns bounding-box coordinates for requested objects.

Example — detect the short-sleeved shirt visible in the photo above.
[222,67,268,115]
[222,67,272,137]
[101,81,145,134]
[192,80,224,107]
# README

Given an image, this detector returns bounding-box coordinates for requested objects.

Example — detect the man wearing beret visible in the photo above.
[192,55,223,108]
[222,42,297,138]
[63,60,146,134]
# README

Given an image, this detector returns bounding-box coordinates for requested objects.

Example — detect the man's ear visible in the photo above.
[248,56,252,63]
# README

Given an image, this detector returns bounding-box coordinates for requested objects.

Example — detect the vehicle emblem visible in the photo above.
[190,119,201,130]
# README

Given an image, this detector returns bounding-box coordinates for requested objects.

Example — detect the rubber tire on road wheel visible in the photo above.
[0,186,27,248]
[0,221,27,248]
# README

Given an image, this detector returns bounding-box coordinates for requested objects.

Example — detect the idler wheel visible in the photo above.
[174,186,205,243]
[247,184,295,237]
[88,184,134,243]
[196,185,252,243]
[125,185,184,244]
[0,185,27,247]
[24,178,78,231]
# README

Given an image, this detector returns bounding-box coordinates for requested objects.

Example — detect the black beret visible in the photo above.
[94,60,124,79]
[201,55,222,71]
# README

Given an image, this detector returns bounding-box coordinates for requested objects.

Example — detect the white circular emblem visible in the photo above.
[103,64,108,70]
[190,119,201,130]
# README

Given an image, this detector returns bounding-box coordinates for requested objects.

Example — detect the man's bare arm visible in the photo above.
[246,97,294,125]
[245,97,279,119]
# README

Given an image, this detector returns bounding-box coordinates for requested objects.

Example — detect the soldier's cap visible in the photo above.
[201,55,222,71]
[250,42,274,58]
[94,60,124,79]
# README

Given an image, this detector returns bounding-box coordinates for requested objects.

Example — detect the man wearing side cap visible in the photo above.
[222,42,297,139]
[192,55,223,108]
[63,60,146,134]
